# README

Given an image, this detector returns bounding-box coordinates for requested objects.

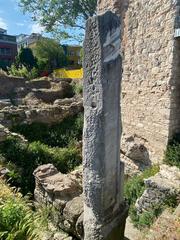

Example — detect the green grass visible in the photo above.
[164,133,180,168]
[1,113,84,194]
[0,137,82,195]
[124,165,160,206]
[0,180,48,240]
[124,165,179,229]
[164,143,180,168]
[11,113,83,148]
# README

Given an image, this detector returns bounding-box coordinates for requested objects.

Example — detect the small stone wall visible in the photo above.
[135,165,180,213]
[0,124,26,143]
[0,75,83,128]
[33,164,84,239]
[0,97,83,128]
[0,75,25,98]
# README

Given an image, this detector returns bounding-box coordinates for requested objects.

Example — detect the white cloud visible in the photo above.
[16,22,25,27]
[0,17,7,29]
[30,23,45,33]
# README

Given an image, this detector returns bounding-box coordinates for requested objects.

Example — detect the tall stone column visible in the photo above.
[83,11,128,240]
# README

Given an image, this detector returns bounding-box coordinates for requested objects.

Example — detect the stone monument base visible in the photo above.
[103,202,129,240]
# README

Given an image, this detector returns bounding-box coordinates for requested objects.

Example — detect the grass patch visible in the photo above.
[164,143,180,168]
[124,165,160,206]
[71,82,83,96]
[11,113,83,148]
[164,133,180,168]
[124,166,179,229]
[0,137,82,195]
[0,179,48,240]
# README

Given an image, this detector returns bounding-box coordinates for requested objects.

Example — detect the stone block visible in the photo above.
[83,10,128,240]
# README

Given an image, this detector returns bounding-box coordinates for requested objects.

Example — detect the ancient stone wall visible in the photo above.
[98,0,179,163]
[0,75,26,98]
[33,164,83,239]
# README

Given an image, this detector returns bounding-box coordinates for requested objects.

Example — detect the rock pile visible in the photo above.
[0,124,26,143]
[0,76,83,128]
[0,97,83,128]
[33,164,83,239]
[136,165,180,213]
[121,134,151,178]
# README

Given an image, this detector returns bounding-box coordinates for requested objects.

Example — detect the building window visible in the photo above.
[0,48,11,56]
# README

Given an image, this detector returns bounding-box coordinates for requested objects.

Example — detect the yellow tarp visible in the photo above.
[54,68,83,79]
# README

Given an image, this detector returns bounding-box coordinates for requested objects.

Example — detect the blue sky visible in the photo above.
[0,0,45,36]
[0,0,83,44]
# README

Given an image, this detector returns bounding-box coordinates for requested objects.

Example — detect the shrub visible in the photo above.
[164,143,180,168]
[124,166,160,229]
[0,180,47,240]
[11,113,84,148]
[29,141,82,173]
[125,166,179,229]
[0,137,82,194]
[71,82,83,96]
[8,64,39,80]
[124,165,160,205]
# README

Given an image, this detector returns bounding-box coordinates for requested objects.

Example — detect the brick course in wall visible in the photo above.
[98,0,180,163]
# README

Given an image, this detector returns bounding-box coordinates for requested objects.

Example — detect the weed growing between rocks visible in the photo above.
[125,166,179,229]
[124,166,160,206]
[164,134,180,168]
[129,195,179,230]
[124,166,159,228]
[0,179,48,240]
[71,82,83,96]
[164,143,180,168]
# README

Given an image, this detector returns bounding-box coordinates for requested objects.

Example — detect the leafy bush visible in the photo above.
[129,195,179,230]
[29,141,82,173]
[8,64,39,80]
[124,165,160,205]
[0,137,82,194]
[124,166,179,229]
[11,113,83,148]
[164,143,180,168]
[0,180,47,240]
[124,166,160,229]
[71,82,83,96]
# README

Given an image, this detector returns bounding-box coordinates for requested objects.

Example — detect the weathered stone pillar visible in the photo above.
[83,11,128,240]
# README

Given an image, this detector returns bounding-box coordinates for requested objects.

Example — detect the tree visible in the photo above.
[16,47,37,70]
[19,0,97,42]
[32,38,67,72]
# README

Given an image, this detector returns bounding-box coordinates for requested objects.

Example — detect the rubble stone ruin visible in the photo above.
[83,11,128,240]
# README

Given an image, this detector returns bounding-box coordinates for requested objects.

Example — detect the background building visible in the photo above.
[62,45,82,67]
[0,28,17,69]
[17,33,42,50]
